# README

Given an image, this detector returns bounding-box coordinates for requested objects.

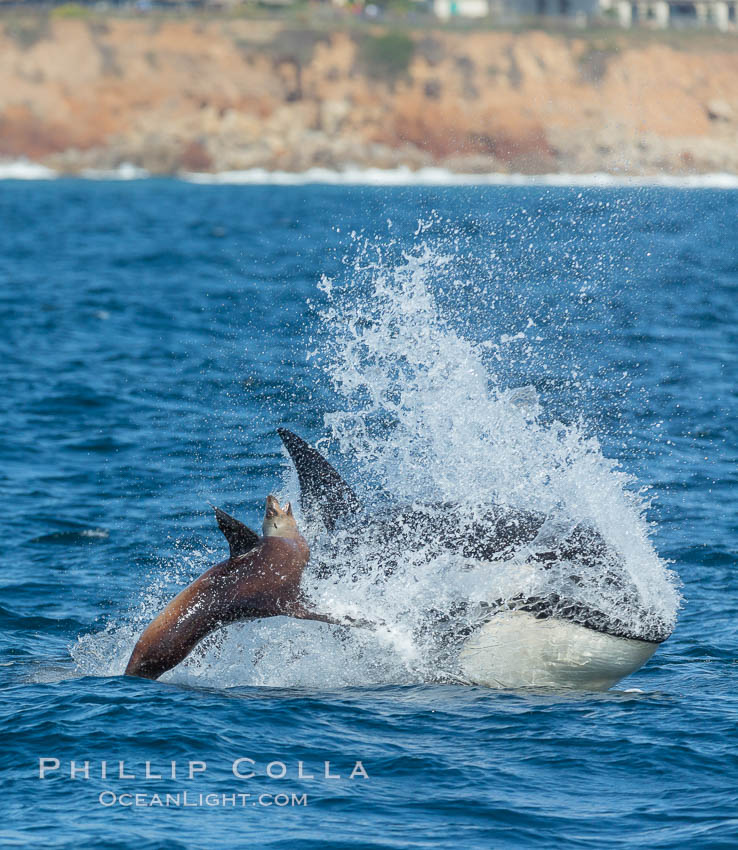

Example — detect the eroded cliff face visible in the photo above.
[1,17,736,174]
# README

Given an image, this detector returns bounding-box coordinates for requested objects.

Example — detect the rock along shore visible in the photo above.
[1,14,737,176]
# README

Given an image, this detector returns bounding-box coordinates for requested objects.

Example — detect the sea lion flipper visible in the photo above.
[289,602,378,631]
[212,506,260,558]
[277,428,362,531]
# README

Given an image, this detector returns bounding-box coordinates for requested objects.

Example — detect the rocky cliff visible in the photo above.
[1,15,737,175]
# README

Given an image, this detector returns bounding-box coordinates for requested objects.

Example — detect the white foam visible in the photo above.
[0,158,736,188]
[0,159,56,180]
[183,166,738,189]
[79,162,150,180]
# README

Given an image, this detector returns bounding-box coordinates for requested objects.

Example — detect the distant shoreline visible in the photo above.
[1,19,736,177]
[3,159,737,187]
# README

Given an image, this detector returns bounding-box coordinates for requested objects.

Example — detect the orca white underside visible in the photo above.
[458,611,660,691]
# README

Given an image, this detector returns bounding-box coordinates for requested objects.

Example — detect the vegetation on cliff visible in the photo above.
[0,13,736,174]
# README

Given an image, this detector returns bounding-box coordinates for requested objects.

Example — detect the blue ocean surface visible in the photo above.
[0,180,736,848]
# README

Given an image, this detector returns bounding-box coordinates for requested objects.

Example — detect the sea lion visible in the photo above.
[125,495,333,680]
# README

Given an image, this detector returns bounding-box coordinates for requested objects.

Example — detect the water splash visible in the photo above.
[71,219,680,688]
[70,546,216,680]
[298,223,680,676]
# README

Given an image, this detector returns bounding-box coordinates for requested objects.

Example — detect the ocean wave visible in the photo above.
[182,166,738,189]
[79,163,150,181]
[0,160,149,181]
[0,159,56,180]
[29,528,110,544]
[1,159,737,188]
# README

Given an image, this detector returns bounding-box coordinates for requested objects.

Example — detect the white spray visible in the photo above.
[71,222,681,688]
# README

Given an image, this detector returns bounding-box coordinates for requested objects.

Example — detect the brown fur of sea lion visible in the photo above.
[125,496,331,680]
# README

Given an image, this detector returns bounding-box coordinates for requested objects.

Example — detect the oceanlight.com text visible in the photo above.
[98,791,309,808]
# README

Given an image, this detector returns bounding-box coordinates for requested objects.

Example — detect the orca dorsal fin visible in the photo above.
[277,428,362,531]
[212,506,261,559]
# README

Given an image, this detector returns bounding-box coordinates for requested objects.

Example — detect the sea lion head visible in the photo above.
[262,494,299,539]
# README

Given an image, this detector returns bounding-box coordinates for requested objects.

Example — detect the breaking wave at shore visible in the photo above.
[183,167,738,189]
[0,160,150,181]
[2,158,738,188]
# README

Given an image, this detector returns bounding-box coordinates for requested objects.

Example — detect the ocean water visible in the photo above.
[1,179,736,848]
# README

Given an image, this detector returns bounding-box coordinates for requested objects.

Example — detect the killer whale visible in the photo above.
[277,428,671,689]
